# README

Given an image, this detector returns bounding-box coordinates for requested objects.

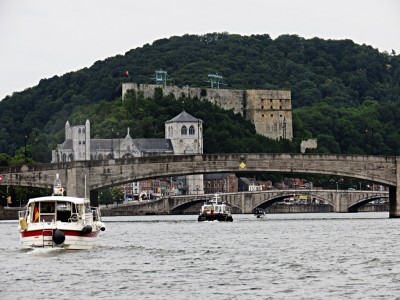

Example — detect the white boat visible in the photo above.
[198,194,233,222]
[18,174,105,250]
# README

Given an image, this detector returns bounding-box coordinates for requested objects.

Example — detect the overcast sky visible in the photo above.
[0,0,399,100]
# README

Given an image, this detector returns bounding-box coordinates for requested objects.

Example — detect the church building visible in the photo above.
[52,111,204,194]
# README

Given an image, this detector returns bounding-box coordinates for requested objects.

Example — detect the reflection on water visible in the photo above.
[2,212,400,299]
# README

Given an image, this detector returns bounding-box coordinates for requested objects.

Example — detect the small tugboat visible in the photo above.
[253,207,266,218]
[18,174,105,250]
[198,194,233,222]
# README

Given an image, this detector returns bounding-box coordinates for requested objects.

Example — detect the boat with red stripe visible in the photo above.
[18,174,105,250]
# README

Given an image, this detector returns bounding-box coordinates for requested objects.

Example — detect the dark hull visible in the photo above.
[198,214,233,222]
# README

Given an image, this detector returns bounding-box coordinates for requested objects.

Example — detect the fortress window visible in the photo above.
[181,126,187,135]
[270,106,273,109]
[79,141,81,145]
[261,105,264,110]
[189,125,195,135]
[82,140,85,145]
[280,106,282,109]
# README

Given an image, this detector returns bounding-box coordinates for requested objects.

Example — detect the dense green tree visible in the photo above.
[99,188,113,207]
[0,32,399,160]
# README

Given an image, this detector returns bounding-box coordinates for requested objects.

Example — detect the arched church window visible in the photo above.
[181,126,187,135]
[83,128,85,133]
[78,128,81,134]
[82,140,85,144]
[79,141,81,145]
[189,125,195,135]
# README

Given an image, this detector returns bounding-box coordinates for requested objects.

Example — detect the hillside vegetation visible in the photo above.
[1,32,400,164]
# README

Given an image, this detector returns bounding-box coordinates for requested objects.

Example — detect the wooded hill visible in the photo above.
[1,32,399,165]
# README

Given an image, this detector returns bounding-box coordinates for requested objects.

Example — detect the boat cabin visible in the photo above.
[22,196,99,224]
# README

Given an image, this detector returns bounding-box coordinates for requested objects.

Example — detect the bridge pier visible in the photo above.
[332,192,349,213]
[389,187,400,218]
[163,197,171,214]
[65,162,91,200]
[389,160,400,218]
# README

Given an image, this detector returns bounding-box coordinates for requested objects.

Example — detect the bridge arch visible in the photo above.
[348,195,389,212]
[0,153,399,217]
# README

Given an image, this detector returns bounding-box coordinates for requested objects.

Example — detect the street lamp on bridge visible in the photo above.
[330,178,344,191]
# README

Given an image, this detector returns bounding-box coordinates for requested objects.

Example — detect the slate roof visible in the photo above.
[91,139,113,150]
[132,139,173,152]
[59,139,72,149]
[165,111,203,123]
[59,138,173,153]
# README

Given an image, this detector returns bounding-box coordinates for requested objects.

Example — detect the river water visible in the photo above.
[1,212,400,299]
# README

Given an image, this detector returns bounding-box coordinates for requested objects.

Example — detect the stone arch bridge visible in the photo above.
[106,189,388,215]
[0,153,399,217]
[168,189,388,213]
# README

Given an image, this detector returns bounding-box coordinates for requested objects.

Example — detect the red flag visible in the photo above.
[125,71,129,77]
[33,206,39,223]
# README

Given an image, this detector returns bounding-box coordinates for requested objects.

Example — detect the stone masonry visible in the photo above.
[122,83,293,140]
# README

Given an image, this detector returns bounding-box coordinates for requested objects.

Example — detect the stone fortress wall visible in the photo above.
[122,83,293,140]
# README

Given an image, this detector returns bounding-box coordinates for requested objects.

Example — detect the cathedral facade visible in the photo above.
[52,111,204,194]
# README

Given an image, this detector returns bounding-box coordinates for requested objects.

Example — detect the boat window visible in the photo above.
[29,203,37,222]
[57,202,71,211]
[39,202,56,222]
[56,201,72,222]
[41,202,55,213]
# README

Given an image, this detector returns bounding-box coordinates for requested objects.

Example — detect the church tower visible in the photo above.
[69,120,89,161]
[165,111,204,194]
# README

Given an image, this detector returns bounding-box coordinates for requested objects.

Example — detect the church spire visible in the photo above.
[126,127,132,138]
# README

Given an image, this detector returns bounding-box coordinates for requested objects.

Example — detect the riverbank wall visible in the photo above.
[0,207,20,220]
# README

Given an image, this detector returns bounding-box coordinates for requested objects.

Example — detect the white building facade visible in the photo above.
[52,111,204,195]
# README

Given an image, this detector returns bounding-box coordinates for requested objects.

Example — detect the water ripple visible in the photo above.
[2,213,400,299]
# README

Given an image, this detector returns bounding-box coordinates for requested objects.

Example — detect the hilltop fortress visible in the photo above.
[122,83,293,140]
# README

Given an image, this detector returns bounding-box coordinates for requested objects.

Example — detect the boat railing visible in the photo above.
[18,210,27,219]
[91,207,101,221]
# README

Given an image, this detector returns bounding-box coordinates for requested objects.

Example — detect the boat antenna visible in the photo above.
[84,174,87,199]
